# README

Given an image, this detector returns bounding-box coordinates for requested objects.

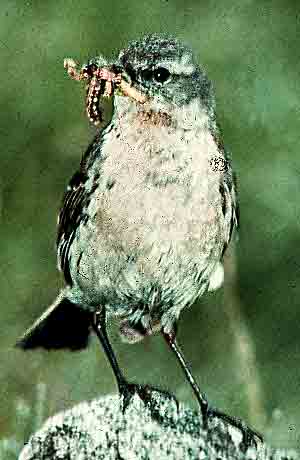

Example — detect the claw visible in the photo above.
[119,381,147,413]
[202,404,263,449]
[119,382,179,418]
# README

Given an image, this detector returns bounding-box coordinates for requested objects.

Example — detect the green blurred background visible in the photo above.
[1,0,300,456]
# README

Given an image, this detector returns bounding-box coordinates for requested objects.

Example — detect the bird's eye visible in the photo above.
[153,67,170,83]
[140,67,171,84]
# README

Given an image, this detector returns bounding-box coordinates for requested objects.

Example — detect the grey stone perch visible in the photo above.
[18,387,298,460]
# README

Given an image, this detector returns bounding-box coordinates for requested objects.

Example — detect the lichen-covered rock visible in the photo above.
[18,388,299,460]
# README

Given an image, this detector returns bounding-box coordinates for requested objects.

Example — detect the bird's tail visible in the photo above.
[15,291,92,350]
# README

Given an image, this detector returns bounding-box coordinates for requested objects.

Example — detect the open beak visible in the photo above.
[118,78,147,104]
[111,66,147,104]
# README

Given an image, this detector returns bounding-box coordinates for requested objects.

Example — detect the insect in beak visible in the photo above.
[64,58,147,126]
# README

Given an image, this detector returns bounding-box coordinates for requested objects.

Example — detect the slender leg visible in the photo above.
[163,330,209,415]
[163,330,263,447]
[91,308,127,394]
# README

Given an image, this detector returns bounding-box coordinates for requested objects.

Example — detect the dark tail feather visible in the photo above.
[16,292,92,351]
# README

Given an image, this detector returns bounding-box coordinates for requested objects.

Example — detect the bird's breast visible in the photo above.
[70,121,227,309]
[96,121,222,247]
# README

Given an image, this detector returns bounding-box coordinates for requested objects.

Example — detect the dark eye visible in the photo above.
[153,67,170,83]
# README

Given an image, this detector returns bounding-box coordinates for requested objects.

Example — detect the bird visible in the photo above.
[16,34,261,446]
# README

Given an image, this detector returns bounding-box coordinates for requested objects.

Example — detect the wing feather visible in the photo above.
[56,132,104,285]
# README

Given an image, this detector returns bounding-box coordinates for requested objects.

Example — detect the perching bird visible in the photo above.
[16,35,261,446]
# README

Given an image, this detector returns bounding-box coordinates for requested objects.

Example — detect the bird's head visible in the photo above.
[113,34,215,125]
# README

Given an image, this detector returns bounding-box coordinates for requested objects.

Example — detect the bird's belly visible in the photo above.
[71,178,224,313]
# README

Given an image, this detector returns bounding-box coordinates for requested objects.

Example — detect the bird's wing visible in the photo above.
[226,170,239,241]
[220,168,240,259]
[212,125,239,252]
[56,132,103,285]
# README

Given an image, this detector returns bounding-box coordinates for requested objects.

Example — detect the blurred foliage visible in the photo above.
[1,0,300,454]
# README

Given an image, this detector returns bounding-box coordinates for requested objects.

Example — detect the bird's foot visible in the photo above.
[201,401,263,450]
[119,381,149,413]
[118,381,179,416]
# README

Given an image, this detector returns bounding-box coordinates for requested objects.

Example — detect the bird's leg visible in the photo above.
[92,309,164,412]
[163,329,263,448]
[163,328,209,416]
[92,309,126,390]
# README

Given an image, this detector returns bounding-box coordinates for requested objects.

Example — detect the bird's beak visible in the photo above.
[111,65,148,104]
[118,79,148,104]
